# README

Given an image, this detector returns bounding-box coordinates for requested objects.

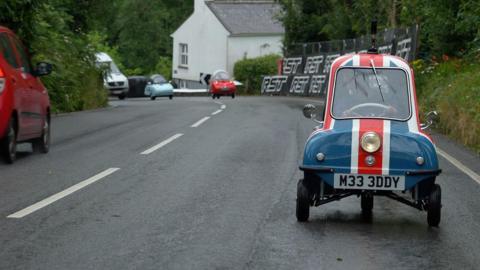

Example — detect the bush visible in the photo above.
[1,2,108,113]
[234,54,281,95]
[30,4,108,113]
[414,55,480,153]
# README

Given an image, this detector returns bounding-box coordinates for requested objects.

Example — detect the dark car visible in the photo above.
[127,76,149,97]
[0,26,52,163]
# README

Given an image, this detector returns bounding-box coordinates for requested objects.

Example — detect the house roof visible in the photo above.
[206,1,284,36]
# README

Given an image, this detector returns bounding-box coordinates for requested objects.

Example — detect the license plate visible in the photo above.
[333,174,405,190]
[221,87,229,91]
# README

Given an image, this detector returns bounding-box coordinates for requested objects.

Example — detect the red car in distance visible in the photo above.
[210,70,236,99]
[0,26,52,164]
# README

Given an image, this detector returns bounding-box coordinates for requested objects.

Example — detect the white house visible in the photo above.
[171,0,284,88]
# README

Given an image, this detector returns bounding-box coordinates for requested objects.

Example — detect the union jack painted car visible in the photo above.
[297,52,442,226]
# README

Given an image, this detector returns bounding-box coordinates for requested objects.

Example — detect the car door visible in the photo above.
[9,34,42,137]
[0,33,31,138]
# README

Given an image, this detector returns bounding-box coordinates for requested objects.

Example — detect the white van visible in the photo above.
[95,52,129,100]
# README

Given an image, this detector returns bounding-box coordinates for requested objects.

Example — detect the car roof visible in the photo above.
[331,53,411,71]
[95,52,113,63]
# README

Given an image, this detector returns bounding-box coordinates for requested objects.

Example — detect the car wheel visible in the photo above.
[427,184,441,227]
[1,119,17,164]
[150,96,156,101]
[296,179,310,222]
[118,94,126,100]
[231,93,235,99]
[32,116,50,154]
[211,95,215,99]
[361,193,374,214]
[169,95,173,100]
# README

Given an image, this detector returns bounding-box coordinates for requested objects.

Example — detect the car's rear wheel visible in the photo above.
[1,119,17,164]
[427,184,441,227]
[169,95,173,100]
[296,179,310,222]
[33,116,50,154]
[361,193,374,214]
[231,93,235,99]
[150,96,156,101]
[118,94,126,100]
[211,95,215,99]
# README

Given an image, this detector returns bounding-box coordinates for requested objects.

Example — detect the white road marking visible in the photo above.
[214,101,223,105]
[437,147,480,185]
[191,117,210,128]
[221,105,226,109]
[212,110,222,115]
[7,168,120,219]
[141,133,183,155]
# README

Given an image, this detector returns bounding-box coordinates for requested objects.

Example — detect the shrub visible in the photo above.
[414,56,480,153]
[234,54,281,95]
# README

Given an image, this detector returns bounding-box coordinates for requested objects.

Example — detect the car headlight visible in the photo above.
[361,132,381,153]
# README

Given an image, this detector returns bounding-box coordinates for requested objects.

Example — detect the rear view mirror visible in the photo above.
[303,104,317,119]
[35,62,52,76]
[303,104,324,127]
[421,111,438,130]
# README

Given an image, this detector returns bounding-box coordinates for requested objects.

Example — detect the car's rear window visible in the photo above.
[332,68,410,120]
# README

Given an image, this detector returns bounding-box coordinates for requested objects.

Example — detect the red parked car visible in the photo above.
[0,26,52,164]
[210,70,236,99]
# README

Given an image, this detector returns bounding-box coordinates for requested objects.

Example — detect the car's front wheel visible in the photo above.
[169,95,173,100]
[151,96,156,101]
[1,119,17,164]
[118,94,126,100]
[231,93,235,99]
[296,179,310,222]
[33,116,50,154]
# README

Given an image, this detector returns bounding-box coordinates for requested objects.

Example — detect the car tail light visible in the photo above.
[0,67,5,94]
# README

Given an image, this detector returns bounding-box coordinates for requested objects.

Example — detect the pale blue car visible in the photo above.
[145,75,174,100]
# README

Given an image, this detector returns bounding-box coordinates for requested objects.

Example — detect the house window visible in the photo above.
[179,43,188,67]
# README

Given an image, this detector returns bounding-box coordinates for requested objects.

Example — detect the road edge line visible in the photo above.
[437,147,480,185]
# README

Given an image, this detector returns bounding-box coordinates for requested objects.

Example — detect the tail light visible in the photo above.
[0,67,5,94]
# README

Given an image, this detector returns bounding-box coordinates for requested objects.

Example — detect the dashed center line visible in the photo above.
[221,105,226,109]
[191,117,210,128]
[437,147,480,185]
[7,168,120,219]
[141,133,184,155]
[212,110,223,115]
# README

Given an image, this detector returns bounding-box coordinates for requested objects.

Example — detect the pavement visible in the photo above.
[0,96,479,270]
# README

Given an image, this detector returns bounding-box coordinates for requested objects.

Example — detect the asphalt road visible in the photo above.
[0,96,479,270]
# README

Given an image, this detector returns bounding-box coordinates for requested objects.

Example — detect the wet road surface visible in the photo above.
[0,97,479,269]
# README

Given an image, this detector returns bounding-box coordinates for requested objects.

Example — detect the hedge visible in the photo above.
[233,54,281,95]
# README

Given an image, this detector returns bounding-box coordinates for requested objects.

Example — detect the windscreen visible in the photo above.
[152,75,167,84]
[332,68,410,120]
[212,71,230,81]
[109,61,121,74]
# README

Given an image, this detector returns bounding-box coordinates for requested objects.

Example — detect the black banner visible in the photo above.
[262,25,419,96]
